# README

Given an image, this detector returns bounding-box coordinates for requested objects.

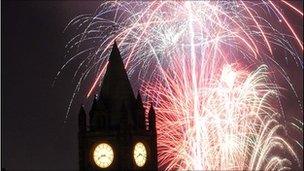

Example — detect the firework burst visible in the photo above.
[58,1,303,170]
[143,63,299,170]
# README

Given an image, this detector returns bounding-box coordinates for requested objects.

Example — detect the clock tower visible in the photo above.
[78,42,158,170]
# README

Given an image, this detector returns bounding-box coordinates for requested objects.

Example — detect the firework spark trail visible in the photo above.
[143,63,299,170]
[60,1,303,170]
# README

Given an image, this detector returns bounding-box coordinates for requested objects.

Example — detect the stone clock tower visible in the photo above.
[78,42,158,170]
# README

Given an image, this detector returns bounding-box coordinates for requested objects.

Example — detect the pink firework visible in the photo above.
[59,1,303,170]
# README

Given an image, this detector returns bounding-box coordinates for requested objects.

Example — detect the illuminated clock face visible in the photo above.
[133,142,147,167]
[93,143,114,168]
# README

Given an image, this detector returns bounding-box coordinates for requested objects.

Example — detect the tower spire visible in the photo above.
[136,91,146,130]
[78,105,86,171]
[148,104,158,168]
[78,105,86,132]
[99,41,136,127]
[148,104,156,132]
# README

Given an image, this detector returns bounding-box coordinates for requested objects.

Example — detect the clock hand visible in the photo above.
[98,154,106,160]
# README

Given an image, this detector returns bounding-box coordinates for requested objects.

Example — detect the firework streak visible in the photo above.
[59,1,303,170]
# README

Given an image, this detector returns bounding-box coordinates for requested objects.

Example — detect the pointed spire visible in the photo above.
[136,91,146,130]
[89,95,99,131]
[91,94,98,110]
[78,105,86,132]
[99,41,136,127]
[109,41,122,64]
[148,103,156,132]
[99,41,135,104]
[78,105,86,171]
[148,103,158,169]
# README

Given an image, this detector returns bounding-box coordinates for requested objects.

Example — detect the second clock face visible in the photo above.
[133,142,147,167]
[93,143,114,168]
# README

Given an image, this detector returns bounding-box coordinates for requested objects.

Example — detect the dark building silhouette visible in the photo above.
[78,42,158,170]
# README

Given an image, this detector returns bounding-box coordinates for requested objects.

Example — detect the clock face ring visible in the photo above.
[93,143,114,168]
[133,142,147,167]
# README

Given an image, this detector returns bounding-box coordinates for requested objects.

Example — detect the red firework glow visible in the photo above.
[59,1,303,170]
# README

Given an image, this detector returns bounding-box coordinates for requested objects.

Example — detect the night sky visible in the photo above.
[2,1,101,170]
[2,1,303,170]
